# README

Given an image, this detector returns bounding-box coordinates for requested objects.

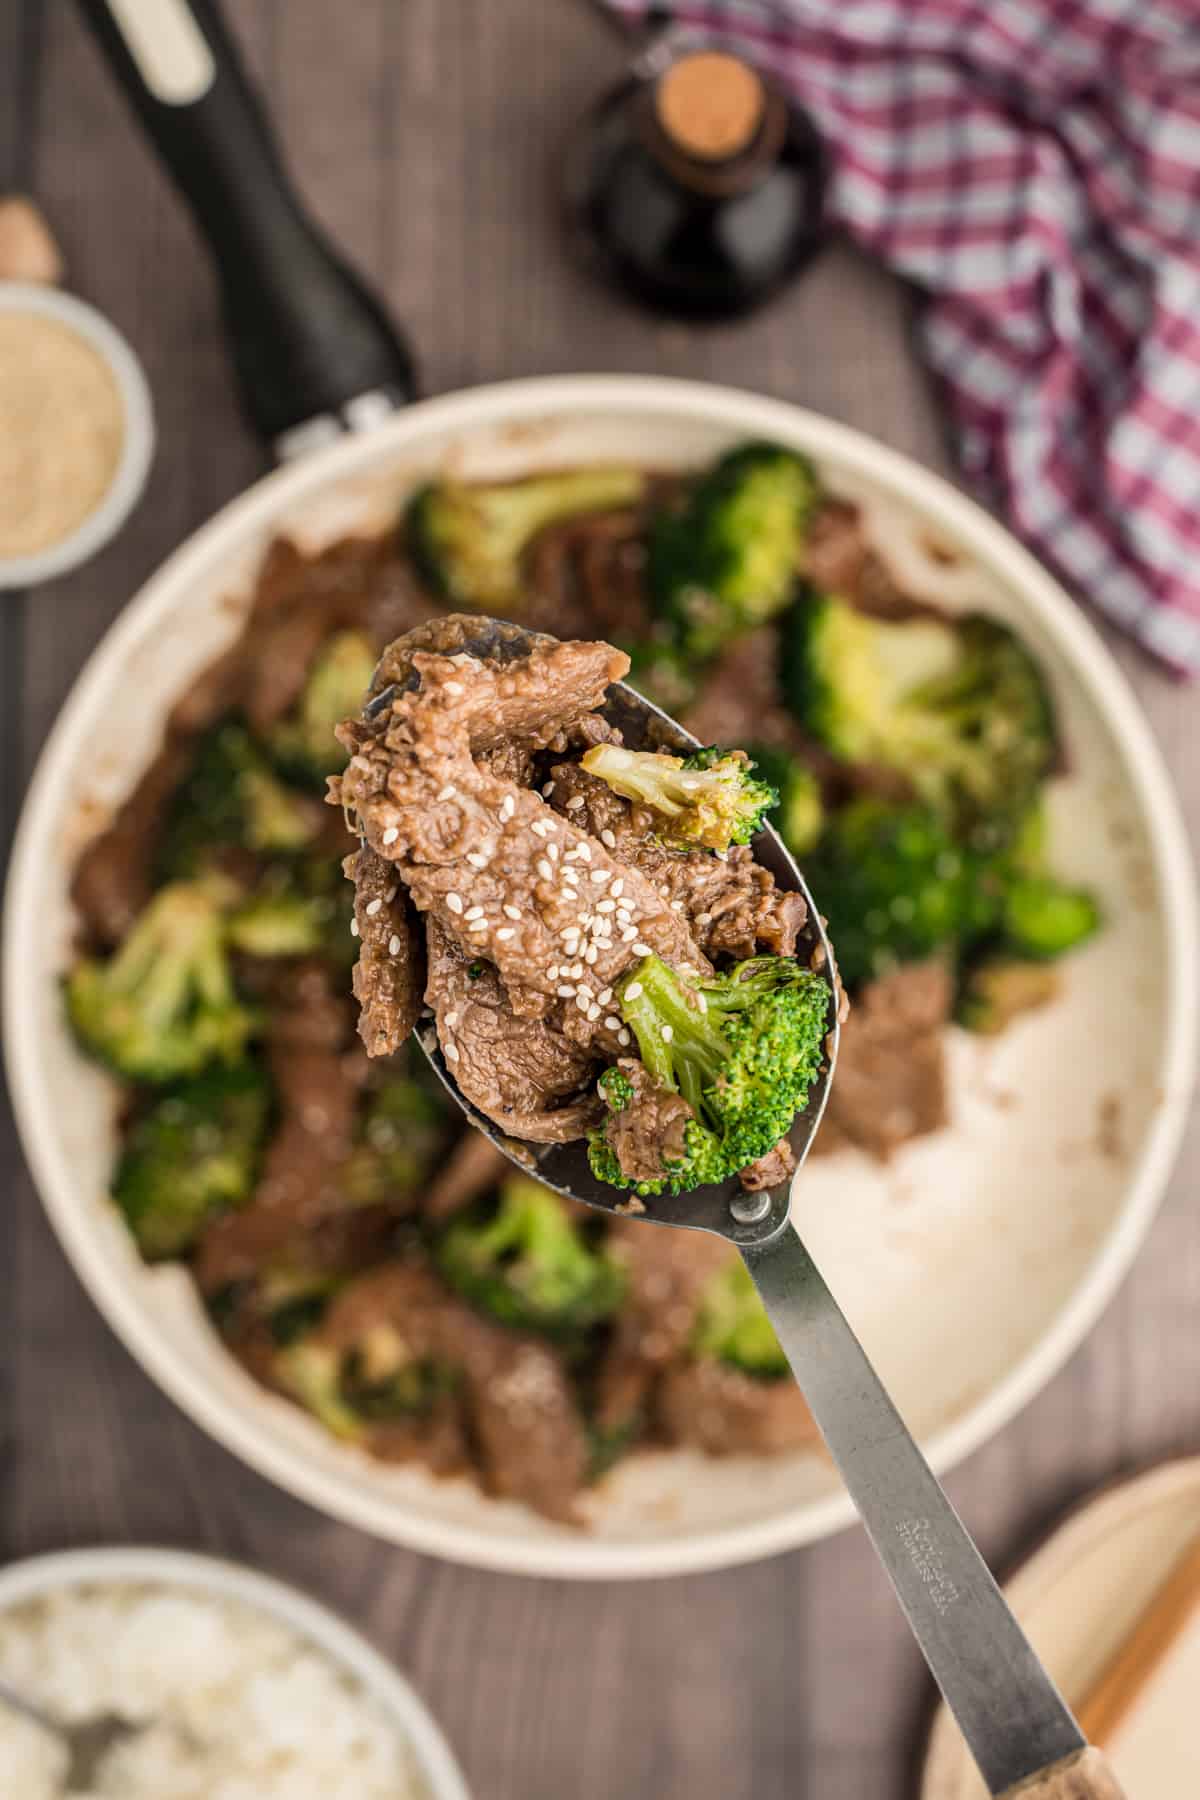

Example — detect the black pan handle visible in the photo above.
[76,0,417,452]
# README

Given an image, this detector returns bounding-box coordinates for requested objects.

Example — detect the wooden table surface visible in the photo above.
[2,5,1198,1796]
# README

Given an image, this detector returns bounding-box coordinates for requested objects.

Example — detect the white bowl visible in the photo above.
[0,284,155,588]
[0,1545,469,1799]
[4,376,1196,1579]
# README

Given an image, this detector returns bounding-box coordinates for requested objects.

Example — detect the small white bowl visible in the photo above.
[0,283,155,588]
[0,1545,470,1800]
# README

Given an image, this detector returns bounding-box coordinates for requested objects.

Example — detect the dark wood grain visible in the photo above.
[2,5,1199,1798]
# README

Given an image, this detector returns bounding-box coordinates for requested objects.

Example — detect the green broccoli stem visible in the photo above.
[621,956,728,1119]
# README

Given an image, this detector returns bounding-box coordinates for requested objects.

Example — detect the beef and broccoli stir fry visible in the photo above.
[64,440,1100,1521]
[334,616,829,1195]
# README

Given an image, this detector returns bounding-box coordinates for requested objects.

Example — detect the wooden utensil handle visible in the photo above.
[1000,1747,1126,1798]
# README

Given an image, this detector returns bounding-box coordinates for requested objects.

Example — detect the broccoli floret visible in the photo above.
[801,799,1000,992]
[340,1069,449,1208]
[783,598,1057,847]
[271,631,377,786]
[649,442,818,660]
[66,878,257,1083]
[112,1062,270,1260]
[580,743,776,852]
[227,891,325,958]
[958,959,1062,1035]
[406,467,646,612]
[277,1328,458,1439]
[745,743,824,855]
[692,1259,788,1378]
[436,1175,625,1339]
[159,720,320,881]
[590,953,830,1195]
[1000,874,1101,960]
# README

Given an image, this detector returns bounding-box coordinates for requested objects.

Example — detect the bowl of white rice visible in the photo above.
[0,1546,469,1800]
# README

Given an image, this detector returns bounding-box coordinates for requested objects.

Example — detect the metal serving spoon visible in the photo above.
[365,623,1123,1800]
[0,1676,137,1787]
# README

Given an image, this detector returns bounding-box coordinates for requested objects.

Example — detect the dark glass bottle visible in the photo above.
[565,44,828,322]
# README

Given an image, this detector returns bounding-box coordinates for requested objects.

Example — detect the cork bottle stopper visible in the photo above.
[655,51,765,163]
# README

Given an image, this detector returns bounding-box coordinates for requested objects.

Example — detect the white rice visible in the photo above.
[0,1582,423,1799]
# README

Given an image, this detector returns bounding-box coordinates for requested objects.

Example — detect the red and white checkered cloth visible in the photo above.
[607,0,1200,673]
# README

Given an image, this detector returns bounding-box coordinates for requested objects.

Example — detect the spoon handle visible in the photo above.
[740,1224,1121,1799]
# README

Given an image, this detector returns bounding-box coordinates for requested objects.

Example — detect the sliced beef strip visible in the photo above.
[71,737,195,949]
[602,1057,694,1188]
[803,497,935,623]
[657,1360,819,1456]
[738,1137,795,1192]
[346,845,424,1057]
[421,1127,510,1221]
[526,508,651,642]
[594,1222,733,1434]
[545,763,806,963]
[813,959,951,1160]
[311,1261,589,1522]
[424,919,602,1143]
[337,638,709,1073]
[681,626,799,752]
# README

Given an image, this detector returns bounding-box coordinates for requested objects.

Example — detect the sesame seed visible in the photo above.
[531,820,550,839]
[671,900,684,913]
[695,911,712,927]
[610,878,624,897]
[618,1028,630,1046]
[601,829,617,849]
[445,1011,459,1028]
[592,871,612,888]
[381,827,399,846]
[537,858,553,881]
[499,796,515,822]
[466,851,488,869]
[496,927,515,941]
[446,892,463,914]
[715,849,728,862]
[616,909,632,926]
[577,842,592,862]
[621,926,639,942]
[437,784,457,802]
[443,680,465,696]
[565,795,585,811]
[588,1004,601,1022]
[503,904,521,920]
[468,924,489,938]
[661,1024,674,1042]
[464,905,484,921]
[624,981,644,1001]
[560,926,579,940]
[548,964,560,981]
[542,781,555,797]
[388,933,402,956]
[547,843,559,862]
[569,962,585,979]
[365,897,383,917]
[350,918,360,937]
[605,1015,620,1030]
[633,942,652,957]
[384,886,397,903]
[585,945,599,964]
[658,884,670,897]
[557,984,576,999]
[596,899,616,914]
[598,988,613,1005]
[444,1041,460,1061]
[562,867,580,885]
[576,991,591,1014]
